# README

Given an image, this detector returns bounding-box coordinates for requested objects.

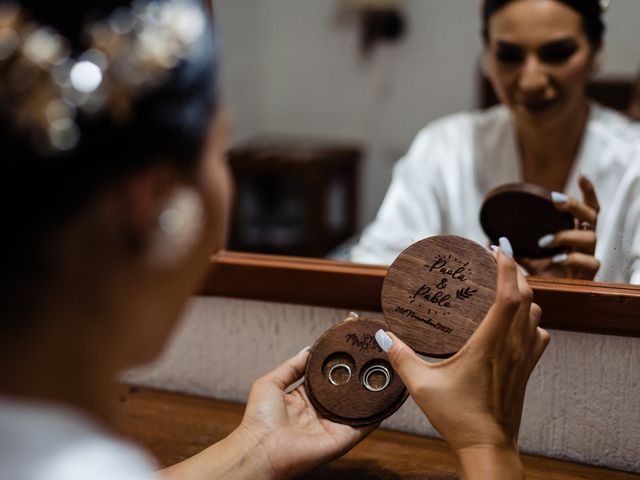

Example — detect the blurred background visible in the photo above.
[214,0,640,259]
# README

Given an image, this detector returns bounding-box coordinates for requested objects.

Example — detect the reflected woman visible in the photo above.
[352,0,640,284]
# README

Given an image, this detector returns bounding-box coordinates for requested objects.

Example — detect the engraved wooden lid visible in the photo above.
[381,235,497,358]
[480,182,574,258]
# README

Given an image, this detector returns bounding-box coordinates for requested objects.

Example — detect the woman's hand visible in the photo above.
[235,349,377,479]
[161,350,376,480]
[375,240,550,479]
[519,175,600,280]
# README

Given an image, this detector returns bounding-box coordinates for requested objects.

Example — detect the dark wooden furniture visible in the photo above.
[114,385,639,479]
[227,137,361,258]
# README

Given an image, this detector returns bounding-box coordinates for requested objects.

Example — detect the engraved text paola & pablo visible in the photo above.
[394,255,479,335]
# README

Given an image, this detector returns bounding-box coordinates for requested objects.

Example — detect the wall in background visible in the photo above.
[215,0,640,229]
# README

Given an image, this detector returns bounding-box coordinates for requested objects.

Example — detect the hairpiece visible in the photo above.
[0,0,207,154]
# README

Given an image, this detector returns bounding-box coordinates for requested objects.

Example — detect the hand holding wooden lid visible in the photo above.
[305,235,499,425]
[381,235,497,358]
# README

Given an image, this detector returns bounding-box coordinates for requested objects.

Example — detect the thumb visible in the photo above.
[261,349,309,390]
[375,329,428,392]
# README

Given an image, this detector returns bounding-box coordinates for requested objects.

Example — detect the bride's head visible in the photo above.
[0,0,229,370]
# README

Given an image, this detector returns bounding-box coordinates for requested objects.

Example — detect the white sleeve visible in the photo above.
[623,186,640,285]
[350,126,451,265]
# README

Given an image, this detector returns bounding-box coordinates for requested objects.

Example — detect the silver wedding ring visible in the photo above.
[328,363,352,386]
[362,365,392,392]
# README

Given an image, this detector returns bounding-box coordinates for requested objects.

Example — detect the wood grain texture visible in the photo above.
[114,385,639,479]
[202,251,640,339]
[305,317,408,426]
[381,236,497,357]
[480,183,574,258]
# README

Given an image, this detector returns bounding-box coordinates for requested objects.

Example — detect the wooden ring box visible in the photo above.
[480,182,574,258]
[305,235,497,426]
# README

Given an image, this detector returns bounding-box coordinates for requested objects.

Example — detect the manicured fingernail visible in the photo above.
[375,329,393,353]
[499,237,513,258]
[490,245,499,253]
[538,234,555,248]
[551,192,568,204]
[347,311,359,319]
[298,346,311,354]
[552,253,568,264]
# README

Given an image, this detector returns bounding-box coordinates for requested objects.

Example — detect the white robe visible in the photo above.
[0,398,157,480]
[351,104,640,284]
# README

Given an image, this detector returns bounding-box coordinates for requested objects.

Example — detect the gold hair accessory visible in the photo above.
[0,0,206,154]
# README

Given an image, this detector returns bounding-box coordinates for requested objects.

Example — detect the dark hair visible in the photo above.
[0,0,218,322]
[481,0,606,49]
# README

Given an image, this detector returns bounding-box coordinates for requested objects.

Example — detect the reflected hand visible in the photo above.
[377,245,550,477]
[519,175,600,280]
[236,349,377,479]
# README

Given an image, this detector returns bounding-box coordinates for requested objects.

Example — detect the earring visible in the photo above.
[148,186,205,268]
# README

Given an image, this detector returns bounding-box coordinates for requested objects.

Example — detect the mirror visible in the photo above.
[214,0,640,286]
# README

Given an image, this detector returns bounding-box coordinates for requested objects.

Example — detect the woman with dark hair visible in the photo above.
[0,1,548,478]
[353,0,640,284]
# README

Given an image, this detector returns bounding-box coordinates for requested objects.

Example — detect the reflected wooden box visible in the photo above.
[227,137,361,257]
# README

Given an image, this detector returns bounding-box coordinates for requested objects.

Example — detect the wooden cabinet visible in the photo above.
[227,137,361,257]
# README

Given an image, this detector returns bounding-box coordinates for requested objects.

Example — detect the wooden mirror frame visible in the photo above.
[202,251,640,339]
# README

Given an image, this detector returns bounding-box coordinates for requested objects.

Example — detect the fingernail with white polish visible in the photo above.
[499,237,513,258]
[375,329,393,353]
[551,192,568,204]
[490,245,499,253]
[552,253,568,264]
[298,346,311,354]
[538,234,555,248]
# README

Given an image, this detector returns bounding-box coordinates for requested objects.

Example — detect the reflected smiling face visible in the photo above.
[484,0,598,130]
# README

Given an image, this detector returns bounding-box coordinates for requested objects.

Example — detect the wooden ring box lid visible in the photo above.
[480,182,574,258]
[305,235,497,425]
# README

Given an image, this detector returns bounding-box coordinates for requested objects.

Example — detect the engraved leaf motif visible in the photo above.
[456,287,477,300]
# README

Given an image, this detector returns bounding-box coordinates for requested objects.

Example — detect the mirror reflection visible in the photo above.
[216,0,640,285]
